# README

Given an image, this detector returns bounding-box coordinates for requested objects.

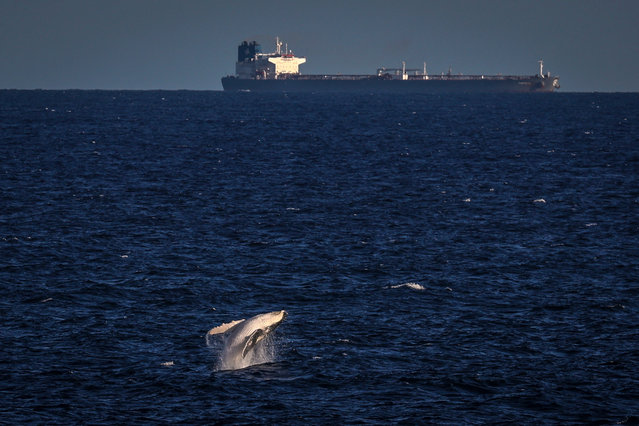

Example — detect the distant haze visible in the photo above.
[1,0,638,91]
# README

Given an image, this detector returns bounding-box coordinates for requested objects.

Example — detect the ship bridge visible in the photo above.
[267,56,306,77]
[235,37,306,79]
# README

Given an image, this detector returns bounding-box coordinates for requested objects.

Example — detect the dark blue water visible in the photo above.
[1,90,638,424]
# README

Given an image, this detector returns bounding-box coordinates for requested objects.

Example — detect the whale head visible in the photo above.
[235,310,287,358]
[260,310,287,330]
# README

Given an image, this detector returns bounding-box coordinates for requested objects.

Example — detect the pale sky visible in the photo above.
[1,0,638,91]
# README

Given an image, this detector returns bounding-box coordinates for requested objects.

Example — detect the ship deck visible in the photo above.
[257,74,541,81]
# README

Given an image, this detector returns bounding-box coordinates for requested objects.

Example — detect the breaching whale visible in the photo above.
[207,310,287,369]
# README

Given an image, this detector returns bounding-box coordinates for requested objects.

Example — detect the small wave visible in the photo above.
[390,282,426,291]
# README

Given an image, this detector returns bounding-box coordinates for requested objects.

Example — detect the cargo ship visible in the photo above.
[221,38,560,93]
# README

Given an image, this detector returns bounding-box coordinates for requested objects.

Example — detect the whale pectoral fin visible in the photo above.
[242,329,266,358]
[207,319,245,337]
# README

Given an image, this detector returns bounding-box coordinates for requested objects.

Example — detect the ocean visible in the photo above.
[1,90,638,424]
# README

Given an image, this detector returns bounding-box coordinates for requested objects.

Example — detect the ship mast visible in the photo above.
[538,59,544,77]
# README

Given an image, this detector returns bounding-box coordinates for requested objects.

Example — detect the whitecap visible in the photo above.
[390,282,426,291]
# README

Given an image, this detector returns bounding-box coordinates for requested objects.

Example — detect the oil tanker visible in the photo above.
[221,38,560,93]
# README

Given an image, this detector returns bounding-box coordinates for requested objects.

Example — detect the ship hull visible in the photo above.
[222,76,558,93]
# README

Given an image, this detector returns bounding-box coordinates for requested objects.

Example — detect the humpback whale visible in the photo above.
[207,310,287,369]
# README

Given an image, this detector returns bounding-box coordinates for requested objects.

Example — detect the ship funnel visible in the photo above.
[238,41,260,62]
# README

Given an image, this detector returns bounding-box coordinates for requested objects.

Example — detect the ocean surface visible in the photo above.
[1,90,638,424]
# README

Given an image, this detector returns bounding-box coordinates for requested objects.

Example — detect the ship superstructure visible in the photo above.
[222,38,560,93]
[235,38,306,80]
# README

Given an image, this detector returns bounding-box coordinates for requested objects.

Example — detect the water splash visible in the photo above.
[209,334,278,371]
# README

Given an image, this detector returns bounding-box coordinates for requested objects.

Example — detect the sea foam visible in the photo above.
[390,282,426,291]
